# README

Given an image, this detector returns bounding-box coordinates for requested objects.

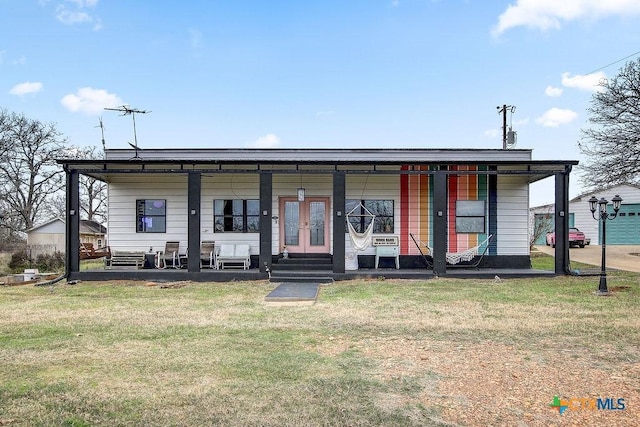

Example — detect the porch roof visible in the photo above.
[57,147,578,184]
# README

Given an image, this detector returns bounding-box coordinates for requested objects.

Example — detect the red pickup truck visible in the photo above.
[546,227,590,248]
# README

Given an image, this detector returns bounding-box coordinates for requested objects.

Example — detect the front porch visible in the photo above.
[59,148,579,280]
[70,253,556,282]
[69,267,555,282]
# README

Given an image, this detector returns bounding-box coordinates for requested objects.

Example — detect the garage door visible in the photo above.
[601,203,640,244]
[533,213,554,245]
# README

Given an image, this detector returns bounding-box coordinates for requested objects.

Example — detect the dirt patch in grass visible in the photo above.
[1,278,638,425]
[359,338,638,426]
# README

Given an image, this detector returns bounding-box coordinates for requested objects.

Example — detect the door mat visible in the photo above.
[264,282,320,304]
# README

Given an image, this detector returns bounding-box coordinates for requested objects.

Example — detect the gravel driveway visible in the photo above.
[534,245,640,272]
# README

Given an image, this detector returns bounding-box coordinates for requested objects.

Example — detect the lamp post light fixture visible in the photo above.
[588,194,623,295]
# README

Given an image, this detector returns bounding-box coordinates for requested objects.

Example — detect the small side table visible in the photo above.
[143,252,156,269]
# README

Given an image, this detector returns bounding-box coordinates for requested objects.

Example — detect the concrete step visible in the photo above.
[269,270,334,284]
[273,256,333,271]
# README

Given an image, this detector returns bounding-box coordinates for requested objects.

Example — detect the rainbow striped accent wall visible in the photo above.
[400,165,489,255]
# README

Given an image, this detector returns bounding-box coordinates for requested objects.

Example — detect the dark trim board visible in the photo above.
[68,267,555,283]
[356,255,532,270]
[68,269,265,283]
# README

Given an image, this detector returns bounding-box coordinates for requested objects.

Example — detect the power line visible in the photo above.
[584,49,640,75]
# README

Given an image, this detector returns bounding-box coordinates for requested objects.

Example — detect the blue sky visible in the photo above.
[2,0,640,206]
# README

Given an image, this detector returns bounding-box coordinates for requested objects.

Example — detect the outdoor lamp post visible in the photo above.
[588,194,623,295]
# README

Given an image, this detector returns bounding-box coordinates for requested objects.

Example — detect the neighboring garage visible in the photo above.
[530,206,576,246]
[604,203,640,244]
[530,183,640,246]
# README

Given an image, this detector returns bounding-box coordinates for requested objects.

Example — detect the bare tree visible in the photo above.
[40,147,108,224]
[0,109,69,231]
[530,206,553,249]
[579,58,640,187]
[77,146,107,223]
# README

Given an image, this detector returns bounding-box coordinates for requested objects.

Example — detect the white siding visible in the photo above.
[107,171,533,257]
[31,219,66,234]
[27,234,65,256]
[108,174,189,253]
[202,174,261,254]
[496,176,530,255]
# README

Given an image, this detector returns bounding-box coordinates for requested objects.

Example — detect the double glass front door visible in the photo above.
[280,197,330,254]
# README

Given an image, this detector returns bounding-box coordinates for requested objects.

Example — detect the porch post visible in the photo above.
[554,166,571,274]
[333,171,346,273]
[65,168,80,276]
[187,171,201,272]
[259,172,273,273]
[488,166,498,255]
[432,169,447,276]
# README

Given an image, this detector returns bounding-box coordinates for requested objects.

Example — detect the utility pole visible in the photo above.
[497,104,515,149]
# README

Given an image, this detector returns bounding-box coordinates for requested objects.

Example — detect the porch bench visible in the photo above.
[216,244,250,270]
[80,242,111,260]
[373,235,400,269]
[105,251,145,269]
[375,245,399,269]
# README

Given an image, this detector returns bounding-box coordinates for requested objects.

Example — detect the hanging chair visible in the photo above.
[346,203,376,251]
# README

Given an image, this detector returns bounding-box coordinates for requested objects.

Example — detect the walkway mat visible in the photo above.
[264,282,320,303]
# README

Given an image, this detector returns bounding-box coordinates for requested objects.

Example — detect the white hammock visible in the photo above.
[346,204,376,251]
[414,234,493,265]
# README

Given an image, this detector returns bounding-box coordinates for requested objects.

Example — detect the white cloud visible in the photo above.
[61,87,122,115]
[9,81,43,96]
[484,117,529,139]
[189,28,203,49]
[11,56,27,65]
[56,9,91,24]
[1,52,27,66]
[68,0,99,6]
[535,107,578,127]
[248,134,281,148]
[545,86,563,97]
[492,0,640,35]
[561,71,607,92]
[92,17,103,31]
[188,28,204,57]
[484,129,499,138]
[54,0,101,29]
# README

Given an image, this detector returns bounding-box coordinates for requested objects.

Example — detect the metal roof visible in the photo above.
[99,147,537,162]
[56,148,578,184]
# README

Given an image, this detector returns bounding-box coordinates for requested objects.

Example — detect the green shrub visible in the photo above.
[8,250,30,272]
[8,250,65,273]
[35,251,65,272]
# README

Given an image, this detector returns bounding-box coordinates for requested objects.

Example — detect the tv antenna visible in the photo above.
[496,104,516,149]
[104,105,150,159]
[95,116,106,156]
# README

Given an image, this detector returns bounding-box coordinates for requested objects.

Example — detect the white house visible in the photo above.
[530,183,640,246]
[58,147,578,280]
[27,218,107,257]
[569,183,640,245]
